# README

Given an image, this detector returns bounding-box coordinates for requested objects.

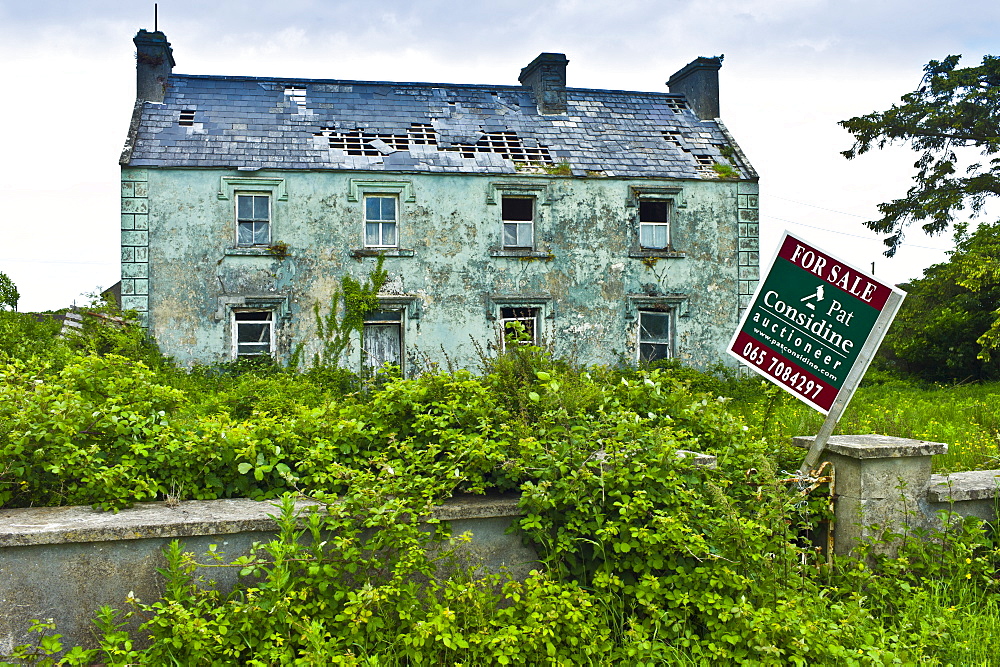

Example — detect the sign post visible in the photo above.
[727,231,905,474]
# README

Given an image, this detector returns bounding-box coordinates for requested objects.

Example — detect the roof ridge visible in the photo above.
[168,73,683,98]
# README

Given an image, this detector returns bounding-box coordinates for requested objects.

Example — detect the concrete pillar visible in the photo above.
[793,434,947,557]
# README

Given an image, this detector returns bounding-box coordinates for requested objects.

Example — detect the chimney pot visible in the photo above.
[667,56,723,120]
[519,53,569,115]
[134,29,175,103]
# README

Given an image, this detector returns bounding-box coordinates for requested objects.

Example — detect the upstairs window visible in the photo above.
[233,310,274,358]
[502,197,534,249]
[236,194,270,246]
[365,195,398,248]
[638,310,672,363]
[638,199,670,249]
[500,306,539,349]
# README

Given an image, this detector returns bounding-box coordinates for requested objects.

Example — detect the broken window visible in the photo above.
[236,194,270,246]
[638,310,672,363]
[638,199,670,249]
[364,195,397,247]
[363,310,402,373]
[502,197,534,249]
[233,310,274,358]
[500,307,539,349]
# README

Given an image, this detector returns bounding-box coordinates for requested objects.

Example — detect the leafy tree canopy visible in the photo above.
[841,55,1000,255]
[879,221,1000,380]
[0,272,19,311]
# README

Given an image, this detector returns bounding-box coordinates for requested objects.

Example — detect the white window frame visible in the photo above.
[235,193,271,247]
[501,196,535,249]
[232,309,275,359]
[363,194,399,248]
[637,309,673,363]
[499,306,541,350]
[638,198,671,250]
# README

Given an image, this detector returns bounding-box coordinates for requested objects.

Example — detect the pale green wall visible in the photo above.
[121,167,759,371]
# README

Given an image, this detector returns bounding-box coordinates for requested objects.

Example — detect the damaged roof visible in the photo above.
[123,74,755,179]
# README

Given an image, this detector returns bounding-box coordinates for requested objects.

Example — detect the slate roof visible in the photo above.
[124,74,755,180]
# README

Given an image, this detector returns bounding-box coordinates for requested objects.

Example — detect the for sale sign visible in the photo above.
[728,231,904,415]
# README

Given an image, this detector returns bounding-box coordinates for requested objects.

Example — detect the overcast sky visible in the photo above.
[1,0,998,312]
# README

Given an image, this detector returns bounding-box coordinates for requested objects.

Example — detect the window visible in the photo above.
[363,310,402,373]
[236,194,270,246]
[502,197,534,249]
[639,199,670,249]
[638,310,672,363]
[500,307,540,349]
[233,310,274,358]
[364,196,398,247]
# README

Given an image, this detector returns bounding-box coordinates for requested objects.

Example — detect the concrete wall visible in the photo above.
[795,434,1000,557]
[0,495,534,654]
[121,167,759,370]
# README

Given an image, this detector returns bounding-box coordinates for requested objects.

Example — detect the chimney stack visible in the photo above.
[133,29,175,103]
[519,53,569,115]
[667,56,723,120]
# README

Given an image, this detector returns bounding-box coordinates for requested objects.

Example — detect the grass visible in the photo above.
[730,377,1000,473]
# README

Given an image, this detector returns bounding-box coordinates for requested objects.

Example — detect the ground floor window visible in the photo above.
[500,307,540,349]
[363,310,402,373]
[233,310,274,358]
[638,309,672,363]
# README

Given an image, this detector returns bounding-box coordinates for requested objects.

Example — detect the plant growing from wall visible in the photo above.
[296,254,388,368]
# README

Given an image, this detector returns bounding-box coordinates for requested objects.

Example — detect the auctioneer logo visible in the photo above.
[728,231,905,414]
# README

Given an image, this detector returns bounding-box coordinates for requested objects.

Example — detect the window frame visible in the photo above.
[638,198,671,250]
[363,194,399,249]
[637,308,673,363]
[499,306,541,350]
[235,193,272,247]
[362,309,404,375]
[501,196,535,250]
[232,309,275,359]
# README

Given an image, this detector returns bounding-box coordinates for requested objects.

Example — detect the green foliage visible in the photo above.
[710,162,739,178]
[879,223,1000,379]
[297,254,388,369]
[8,322,1000,660]
[841,54,1000,255]
[0,272,19,311]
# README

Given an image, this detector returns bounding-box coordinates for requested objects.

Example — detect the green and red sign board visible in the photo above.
[728,232,905,415]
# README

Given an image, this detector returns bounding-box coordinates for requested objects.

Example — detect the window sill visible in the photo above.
[490,249,554,260]
[225,247,282,257]
[629,249,686,259]
[350,248,415,258]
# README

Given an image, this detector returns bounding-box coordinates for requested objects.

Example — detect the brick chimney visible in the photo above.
[133,29,175,103]
[519,53,569,115]
[667,56,723,120]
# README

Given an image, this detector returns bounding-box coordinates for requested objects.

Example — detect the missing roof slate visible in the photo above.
[179,109,195,126]
[284,86,307,112]
[315,124,552,165]
[441,131,553,165]
[664,99,688,114]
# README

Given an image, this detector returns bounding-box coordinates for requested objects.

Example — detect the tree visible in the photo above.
[879,222,1000,380]
[841,55,1000,255]
[0,272,19,311]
